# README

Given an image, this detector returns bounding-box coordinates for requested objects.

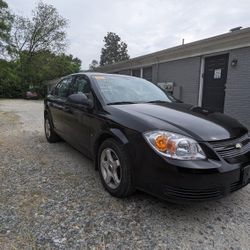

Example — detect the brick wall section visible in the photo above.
[156,57,201,105]
[224,47,250,129]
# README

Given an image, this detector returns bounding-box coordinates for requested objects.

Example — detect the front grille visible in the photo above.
[163,179,245,201]
[230,181,242,192]
[209,133,250,160]
[163,185,223,200]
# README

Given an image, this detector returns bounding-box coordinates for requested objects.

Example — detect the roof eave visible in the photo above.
[96,27,250,72]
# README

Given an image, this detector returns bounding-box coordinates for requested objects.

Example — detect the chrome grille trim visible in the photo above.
[209,133,249,148]
[209,133,250,159]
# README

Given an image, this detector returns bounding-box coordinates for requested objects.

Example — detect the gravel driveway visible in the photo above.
[0,99,249,250]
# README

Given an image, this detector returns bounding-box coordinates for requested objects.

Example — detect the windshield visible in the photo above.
[92,75,173,104]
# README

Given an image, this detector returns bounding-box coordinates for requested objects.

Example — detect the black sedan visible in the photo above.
[44,73,250,203]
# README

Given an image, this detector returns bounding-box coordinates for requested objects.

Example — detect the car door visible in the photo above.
[63,75,94,155]
[48,77,72,134]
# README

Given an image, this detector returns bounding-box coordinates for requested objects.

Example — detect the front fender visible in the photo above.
[109,128,129,144]
[92,128,129,154]
[92,127,133,170]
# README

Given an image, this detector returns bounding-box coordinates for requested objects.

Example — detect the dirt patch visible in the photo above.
[0,111,20,131]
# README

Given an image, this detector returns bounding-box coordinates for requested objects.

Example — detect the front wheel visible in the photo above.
[44,114,61,143]
[98,139,135,197]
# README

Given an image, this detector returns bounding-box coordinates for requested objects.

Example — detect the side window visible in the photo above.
[73,76,93,100]
[57,78,72,98]
[53,82,61,96]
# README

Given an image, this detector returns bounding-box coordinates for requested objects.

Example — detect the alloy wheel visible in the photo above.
[100,148,122,189]
[45,118,51,138]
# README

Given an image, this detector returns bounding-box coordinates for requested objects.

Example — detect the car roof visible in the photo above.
[56,72,135,85]
[69,72,133,78]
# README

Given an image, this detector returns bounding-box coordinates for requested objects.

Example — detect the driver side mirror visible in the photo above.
[67,93,93,108]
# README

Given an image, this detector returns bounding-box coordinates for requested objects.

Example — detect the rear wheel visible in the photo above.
[44,114,60,143]
[98,139,135,197]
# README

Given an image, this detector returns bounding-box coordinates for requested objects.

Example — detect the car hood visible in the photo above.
[109,102,247,141]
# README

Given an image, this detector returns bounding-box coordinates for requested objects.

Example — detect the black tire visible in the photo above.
[44,114,61,143]
[98,138,135,198]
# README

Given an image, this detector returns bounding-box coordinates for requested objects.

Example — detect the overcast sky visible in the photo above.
[7,0,250,69]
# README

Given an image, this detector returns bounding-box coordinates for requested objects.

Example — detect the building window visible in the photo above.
[132,69,141,77]
[143,67,153,82]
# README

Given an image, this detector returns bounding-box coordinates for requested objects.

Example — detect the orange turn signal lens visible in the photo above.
[155,135,176,154]
[155,135,168,152]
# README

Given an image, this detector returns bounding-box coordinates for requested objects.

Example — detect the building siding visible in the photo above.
[116,69,131,75]
[224,47,250,129]
[143,66,153,82]
[156,57,201,105]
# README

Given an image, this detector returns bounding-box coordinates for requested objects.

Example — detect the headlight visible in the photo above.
[144,130,206,160]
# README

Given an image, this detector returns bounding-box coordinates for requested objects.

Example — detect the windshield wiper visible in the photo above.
[146,100,169,103]
[107,101,137,105]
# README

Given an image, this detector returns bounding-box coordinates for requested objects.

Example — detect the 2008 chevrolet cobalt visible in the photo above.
[44,73,250,203]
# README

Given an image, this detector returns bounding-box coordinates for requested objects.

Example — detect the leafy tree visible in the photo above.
[100,32,129,66]
[27,50,81,81]
[0,0,13,57]
[89,59,98,71]
[20,50,81,95]
[8,1,68,84]
[0,51,81,97]
[9,1,68,59]
[0,59,22,97]
[0,1,81,98]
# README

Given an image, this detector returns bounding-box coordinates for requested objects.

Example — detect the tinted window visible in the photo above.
[132,69,141,77]
[72,76,93,100]
[54,78,72,98]
[53,82,61,96]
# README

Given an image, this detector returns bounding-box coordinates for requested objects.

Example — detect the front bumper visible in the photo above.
[160,164,250,203]
[134,142,250,203]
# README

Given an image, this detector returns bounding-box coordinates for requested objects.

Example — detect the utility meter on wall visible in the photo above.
[157,82,174,93]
